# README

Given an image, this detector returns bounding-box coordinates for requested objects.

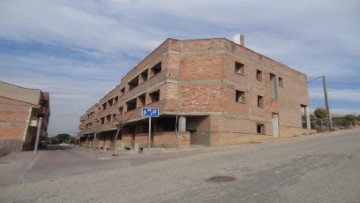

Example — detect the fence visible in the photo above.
[310,117,358,132]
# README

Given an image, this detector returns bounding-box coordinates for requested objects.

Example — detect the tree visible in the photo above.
[55,133,71,143]
[344,114,357,126]
[112,112,124,156]
[314,108,328,132]
[314,108,328,119]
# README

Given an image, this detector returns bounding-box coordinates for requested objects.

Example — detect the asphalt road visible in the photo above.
[20,145,132,184]
[1,129,360,203]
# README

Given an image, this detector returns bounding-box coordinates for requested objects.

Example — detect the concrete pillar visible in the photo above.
[305,107,311,130]
[33,117,43,155]
[178,116,186,132]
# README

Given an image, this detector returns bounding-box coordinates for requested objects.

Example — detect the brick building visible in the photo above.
[79,36,312,151]
[0,81,50,153]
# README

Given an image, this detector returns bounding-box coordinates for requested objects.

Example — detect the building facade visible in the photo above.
[0,81,50,153]
[79,37,312,151]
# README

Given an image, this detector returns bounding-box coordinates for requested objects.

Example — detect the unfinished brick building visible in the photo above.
[0,81,50,154]
[79,36,312,151]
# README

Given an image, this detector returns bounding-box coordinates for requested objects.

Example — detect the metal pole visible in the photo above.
[34,117,43,155]
[148,117,151,155]
[322,75,333,129]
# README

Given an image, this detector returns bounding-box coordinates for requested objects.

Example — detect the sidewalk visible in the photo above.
[0,150,41,187]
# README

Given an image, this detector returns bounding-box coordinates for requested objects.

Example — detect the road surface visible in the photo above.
[0,129,359,202]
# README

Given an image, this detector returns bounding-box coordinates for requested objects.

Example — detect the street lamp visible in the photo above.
[308,75,333,130]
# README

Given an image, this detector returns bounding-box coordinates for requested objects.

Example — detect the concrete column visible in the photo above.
[33,117,43,155]
[178,116,186,132]
[305,107,311,130]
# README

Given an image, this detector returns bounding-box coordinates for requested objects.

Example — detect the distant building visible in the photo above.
[0,81,50,153]
[79,36,313,151]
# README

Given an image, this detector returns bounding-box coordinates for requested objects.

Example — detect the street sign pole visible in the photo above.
[148,117,151,155]
[142,107,159,156]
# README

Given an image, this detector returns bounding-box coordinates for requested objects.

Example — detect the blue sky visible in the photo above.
[0,0,359,136]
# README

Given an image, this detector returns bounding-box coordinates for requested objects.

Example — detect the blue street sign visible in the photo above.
[142,107,159,117]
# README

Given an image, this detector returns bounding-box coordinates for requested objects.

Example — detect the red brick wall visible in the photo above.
[79,38,311,145]
[0,97,32,151]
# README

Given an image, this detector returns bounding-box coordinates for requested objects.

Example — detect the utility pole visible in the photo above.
[322,75,333,129]
[308,75,333,130]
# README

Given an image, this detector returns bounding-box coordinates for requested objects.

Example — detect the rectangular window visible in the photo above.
[257,95,264,108]
[236,90,245,103]
[126,98,137,112]
[118,106,123,114]
[128,76,139,91]
[106,114,111,123]
[114,96,119,104]
[256,70,263,82]
[151,62,162,76]
[108,98,113,107]
[102,103,107,110]
[149,90,160,103]
[235,62,244,75]
[100,117,105,124]
[270,73,278,100]
[257,124,265,134]
[140,69,148,83]
[120,87,125,95]
[279,77,283,87]
[137,94,146,107]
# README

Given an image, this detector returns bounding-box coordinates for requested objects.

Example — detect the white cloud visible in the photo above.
[0,0,162,55]
[0,54,126,135]
[309,87,360,102]
[0,0,359,135]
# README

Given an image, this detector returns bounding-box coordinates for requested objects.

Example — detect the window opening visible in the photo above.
[118,106,123,114]
[279,77,284,87]
[256,70,263,81]
[108,98,113,107]
[138,94,146,107]
[126,98,137,112]
[257,124,264,134]
[151,62,162,76]
[257,95,264,108]
[106,114,111,123]
[140,69,148,83]
[128,76,139,91]
[149,90,160,103]
[235,62,244,75]
[236,90,245,103]
[270,73,278,100]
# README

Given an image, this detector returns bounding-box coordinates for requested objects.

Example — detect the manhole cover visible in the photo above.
[206,176,236,183]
